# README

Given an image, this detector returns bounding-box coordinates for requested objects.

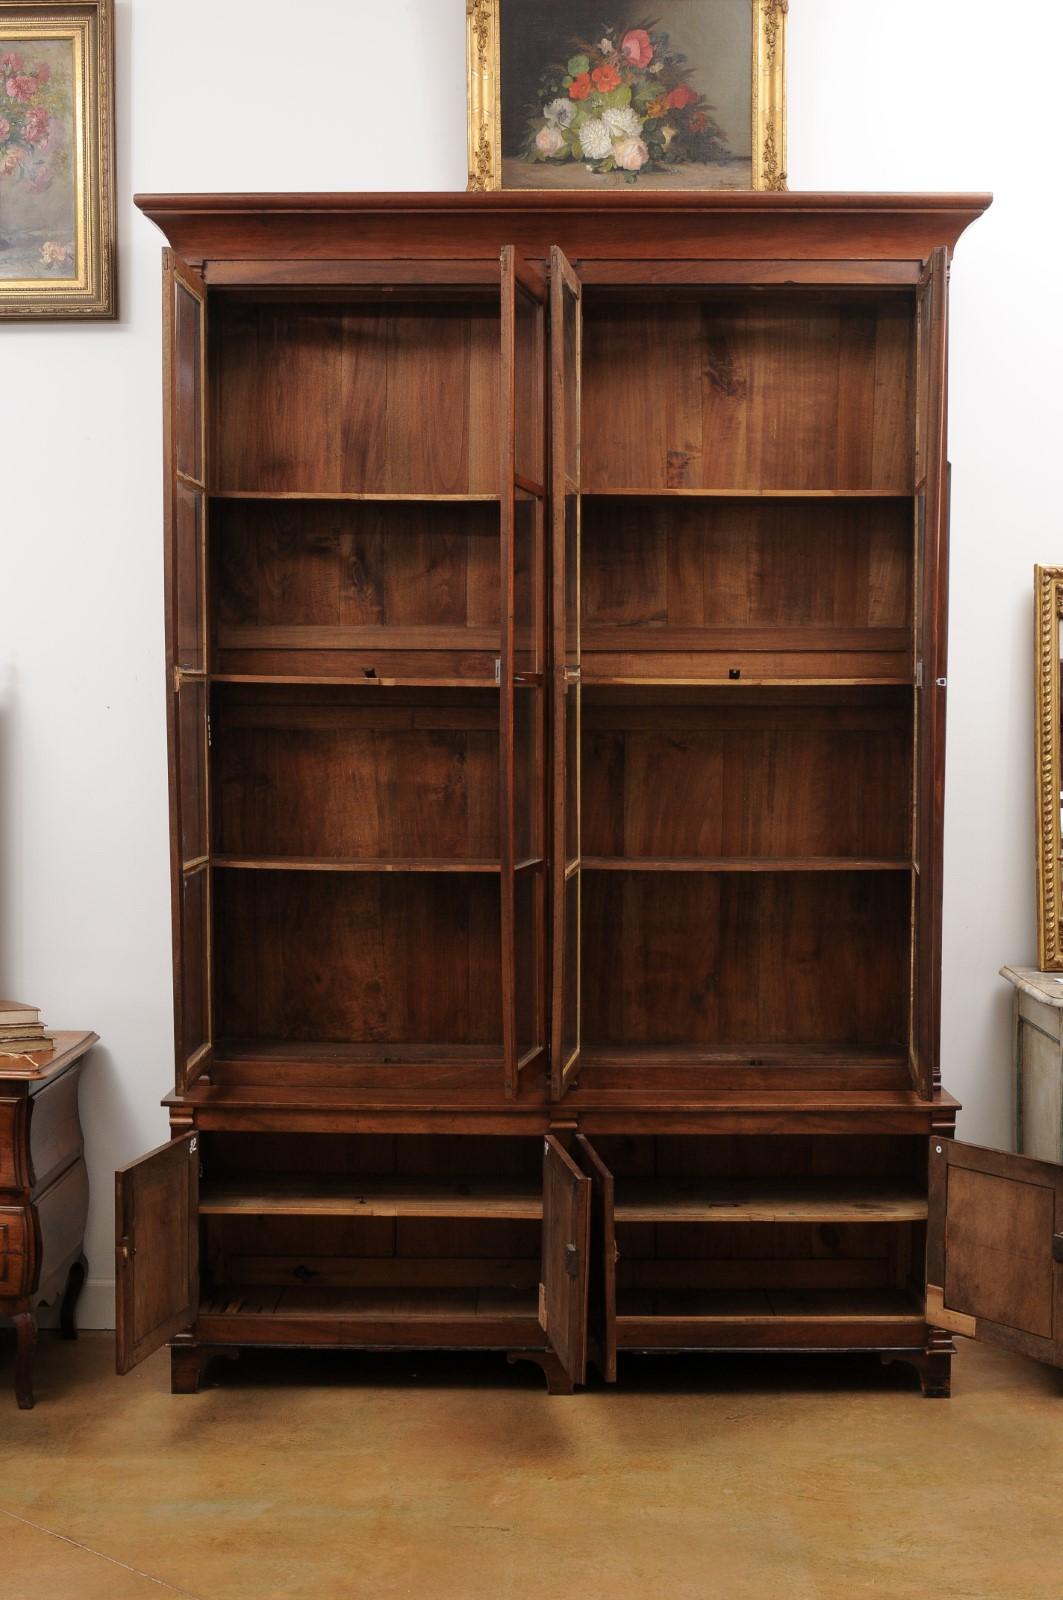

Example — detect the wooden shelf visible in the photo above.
[200,1177,542,1219]
[580,488,913,500]
[615,1286,924,1322]
[198,1286,543,1346]
[211,674,543,690]
[614,1180,926,1224]
[213,856,543,875]
[584,677,912,689]
[212,490,501,503]
[581,857,911,874]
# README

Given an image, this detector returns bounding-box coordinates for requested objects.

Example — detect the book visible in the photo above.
[0,1035,53,1055]
[0,1002,40,1027]
[0,1024,48,1039]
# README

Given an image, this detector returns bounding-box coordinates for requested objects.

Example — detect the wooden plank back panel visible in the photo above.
[214,871,502,1045]
[211,302,500,495]
[581,295,915,492]
[583,700,911,861]
[582,871,910,1050]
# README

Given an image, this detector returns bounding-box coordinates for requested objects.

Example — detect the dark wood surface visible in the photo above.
[0,1032,96,1407]
[123,191,991,1392]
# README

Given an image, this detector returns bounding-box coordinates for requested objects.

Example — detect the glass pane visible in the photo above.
[177,679,208,865]
[564,491,580,663]
[565,682,580,863]
[516,871,543,1059]
[514,688,541,860]
[562,871,580,1064]
[563,282,580,483]
[174,280,203,483]
[514,489,542,676]
[174,481,205,673]
[180,866,210,1061]
[514,284,544,486]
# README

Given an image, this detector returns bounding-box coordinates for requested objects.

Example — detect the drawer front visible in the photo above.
[0,1100,23,1189]
[28,1065,84,1191]
[0,1206,30,1294]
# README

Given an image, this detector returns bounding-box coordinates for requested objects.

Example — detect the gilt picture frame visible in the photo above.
[467,0,786,192]
[1035,565,1063,970]
[0,0,115,318]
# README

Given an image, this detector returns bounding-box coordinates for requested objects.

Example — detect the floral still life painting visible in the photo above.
[467,0,787,191]
[0,1,115,318]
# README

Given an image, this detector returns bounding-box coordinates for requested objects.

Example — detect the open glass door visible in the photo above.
[500,246,548,1099]
[550,246,583,1099]
[909,247,949,1099]
[115,1132,199,1374]
[165,251,212,1092]
[927,1139,1063,1368]
[540,1134,591,1385]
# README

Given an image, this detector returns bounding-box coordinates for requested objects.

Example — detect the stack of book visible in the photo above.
[0,1001,53,1055]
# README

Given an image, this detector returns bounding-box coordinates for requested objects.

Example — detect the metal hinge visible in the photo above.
[494,658,501,684]
[915,661,924,689]
[206,716,212,748]
[563,664,582,685]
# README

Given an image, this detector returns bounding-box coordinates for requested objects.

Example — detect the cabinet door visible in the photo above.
[927,1138,1063,1368]
[165,251,213,1091]
[540,1134,591,1384]
[550,246,583,1098]
[909,247,950,1099]
[574,1134,617,1382]
[500,246,548,1098]
[115,1132,199,1375]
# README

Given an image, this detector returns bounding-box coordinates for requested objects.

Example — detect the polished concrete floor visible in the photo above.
[0,1334,1060,1600]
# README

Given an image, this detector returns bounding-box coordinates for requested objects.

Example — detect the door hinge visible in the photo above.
[206,715,212,748]
[1052,1233,1063,1263]
[563,664,582,684]
[915,661,924,689]
[565,1243,580,1278]
[494,658,501,685]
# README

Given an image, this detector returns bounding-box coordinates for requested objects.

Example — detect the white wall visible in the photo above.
[0,1,1051,1327]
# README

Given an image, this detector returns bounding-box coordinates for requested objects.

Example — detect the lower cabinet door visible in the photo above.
[115,1132,199,1374]
[540,1134,591,1384]
[573,1135,617,1382]
[927,1137,1063,1368]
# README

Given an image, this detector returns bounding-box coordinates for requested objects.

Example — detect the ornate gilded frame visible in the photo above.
[467,0,787,192]
[0,0,115,319]
[1035,566,1063,969]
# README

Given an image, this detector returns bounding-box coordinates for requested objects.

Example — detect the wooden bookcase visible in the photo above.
[116,192,1019,1397]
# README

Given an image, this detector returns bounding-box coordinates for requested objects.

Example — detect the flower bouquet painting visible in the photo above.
[468,0,787,191]
[0,0,115,319]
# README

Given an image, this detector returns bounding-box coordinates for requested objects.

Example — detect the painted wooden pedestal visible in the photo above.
[1001,968,1063,1162]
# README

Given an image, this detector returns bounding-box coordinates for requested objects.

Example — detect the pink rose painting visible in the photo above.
[0,35,75,279]
[500,2,754,191]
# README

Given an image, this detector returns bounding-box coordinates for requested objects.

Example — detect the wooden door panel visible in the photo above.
[540,1134,590,1384]
[500,246,547,1098]
[165,251,213,1091]
[575,1134,617,1382]
[115,1133,199,1375]
[910,247,949,1099]
[927,1139,1063,1367]
[550,246,583,1098]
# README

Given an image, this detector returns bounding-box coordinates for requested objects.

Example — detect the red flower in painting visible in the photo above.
[6,74,38,102]
[568,71,591,100]
[621,28,653,68]
[32,61,50,85]
[0,53,23,74]
[666,84,698,111]
[591,62,621,92]
[24,105,49,145]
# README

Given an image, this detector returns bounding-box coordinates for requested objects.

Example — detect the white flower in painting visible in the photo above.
[602,106,642,140]
[544,97,575,127]
[535,123,565,156]
[579,118,613,160]
[613,136,649,172]
[599,36,614,53]
[649,60,664,73]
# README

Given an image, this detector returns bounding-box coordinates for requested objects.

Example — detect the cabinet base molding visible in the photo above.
[506,1349,577,1395]
[170,1339,241,1395]
[880,1343,954,1398]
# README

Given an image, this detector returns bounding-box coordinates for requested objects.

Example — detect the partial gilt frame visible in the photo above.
[466,0,787,192]
[0,0,116,319]
[1035,566,1063,969]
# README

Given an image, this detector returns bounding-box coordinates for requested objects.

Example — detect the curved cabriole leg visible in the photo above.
[507,1350,576,1394]
[14,1312,36,1409]
[60,1254,89,1340]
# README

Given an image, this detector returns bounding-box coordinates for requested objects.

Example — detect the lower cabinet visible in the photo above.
[116,1131,593,1392]
[116,1126,1063,1393]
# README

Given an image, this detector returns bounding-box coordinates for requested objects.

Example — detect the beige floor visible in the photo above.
[0,1335,1060,1600]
